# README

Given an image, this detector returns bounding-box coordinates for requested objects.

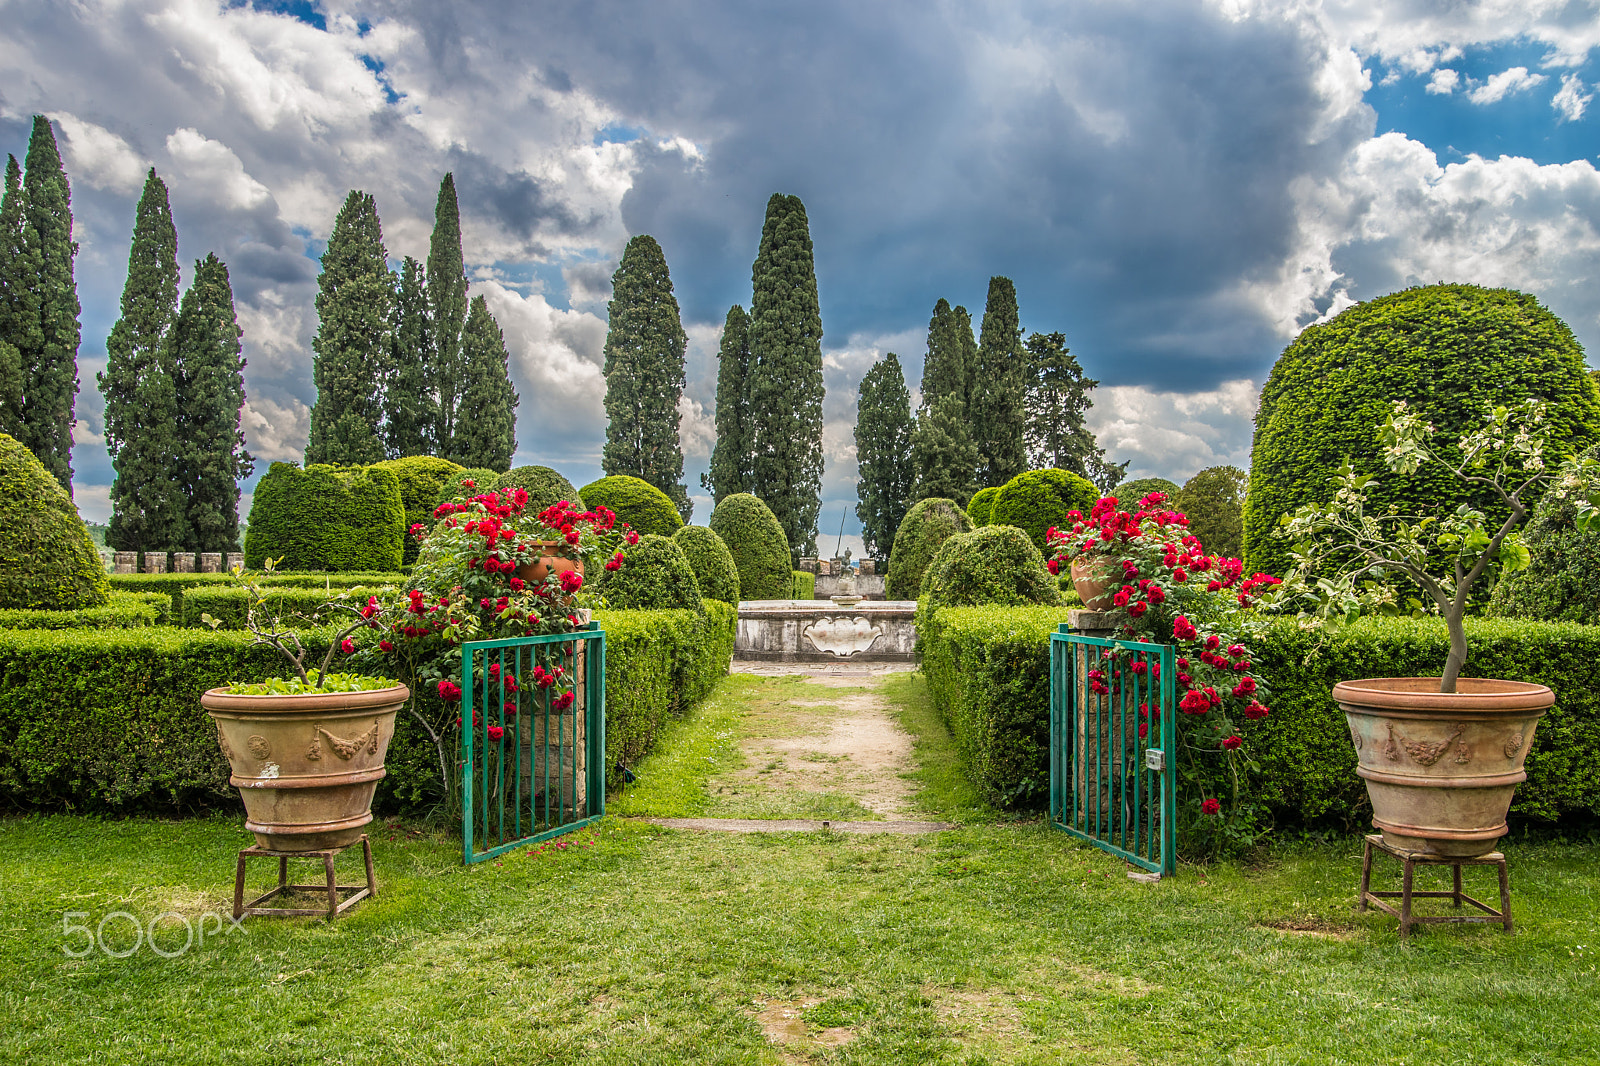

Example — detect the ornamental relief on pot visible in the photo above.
[1383,723,1466,767]
[247,735,271,761]
[1503,732,1525,760]
[1350,728,1362,751]
[307,720,382,761]
[215,722,233,761]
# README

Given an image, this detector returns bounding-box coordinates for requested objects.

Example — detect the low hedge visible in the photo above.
[108,572,405,624]
[0,592,171,630]
[918,607,1600,826]
[180,584,396,629]
[0,603,736,814]
[793,570,815,600]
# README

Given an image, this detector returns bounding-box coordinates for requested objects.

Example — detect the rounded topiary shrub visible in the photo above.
[885,497,973,600]
[1244,283,1600,577]
[368,456,463,567]
[432,467,501,516]
[1113,477,1180,505]
[244,462,405,572]
[0,433,109,610]
[672,525,740,607]
[1172,465,1248,560]
[495,465,583,515]
[919,525,1065,611]
[967,485,1001,526]
[602,533,703,612]
[578,475,683,537]
[1489,443,1600,624]
[989,468,1099,551]
[708,493,792,601]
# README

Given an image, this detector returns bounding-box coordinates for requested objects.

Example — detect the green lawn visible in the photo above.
[1,671,1596,1065]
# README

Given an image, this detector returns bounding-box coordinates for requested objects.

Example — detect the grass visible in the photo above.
[2,671,1598,1064]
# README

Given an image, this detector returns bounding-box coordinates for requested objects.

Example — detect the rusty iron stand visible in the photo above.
[233,834,375,920]
[1358,833,1511,937]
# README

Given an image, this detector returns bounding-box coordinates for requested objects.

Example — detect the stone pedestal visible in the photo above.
[858,559,876,576]
[735,600,918,662]
[814,573,886,600]
[226,552,245,572]
[173,553,197,573]
[798,558,819,574]
[113,551,137,574]
[200,553,223,573]
[142,552,167,574]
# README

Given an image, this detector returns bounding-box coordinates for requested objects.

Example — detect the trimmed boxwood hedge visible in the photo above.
[579,475,683,537]
[989,468,1099,551]
[1489,442,1600,625]
[1111,477,1179,504]
[369,456,463,567]
[244,462,406,572]
[792,570,815,600]
[0,432,109,611]
[918,526,1064,612]
[181,584,395,629]
[885,498,972,600]
[672,525,740,607]
[0,592,170,630]
[433,467,501,514]
[107,571,405,625]
[601,533,703,612]
[708,493,792,601]
[966,486,1001,526]
[495,465,583,514]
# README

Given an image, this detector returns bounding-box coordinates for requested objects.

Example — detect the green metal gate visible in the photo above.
[462,625,606,864]
[1049,627,1176,876]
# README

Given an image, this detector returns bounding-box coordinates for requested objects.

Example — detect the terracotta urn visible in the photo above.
[1069,557,1118,611]
[1335,677,1551,859]
[516,541,585,586]
[203,684,408,851]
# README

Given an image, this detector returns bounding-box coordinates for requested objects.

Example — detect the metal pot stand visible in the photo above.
[1358,833,1511,937]
[233,834,376,919]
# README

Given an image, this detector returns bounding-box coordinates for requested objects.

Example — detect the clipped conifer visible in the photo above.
[703,304,753,503]
[369,455,462,566]
[450,295,517,471]
[854,351,914,560]
[494,465,582,514]
[967,486,1001,526]
[0,432,107,609]
[708,493,792,600]
[884,497,973,600]
[672,524,741,606]
[603,533,703,612]
[1113,477,1180,504]
[244,462,404,571]
[579,474,683,537]
[989,468,1099,552]
[919,525,1065,611]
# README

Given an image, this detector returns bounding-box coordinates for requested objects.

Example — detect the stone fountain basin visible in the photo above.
[734,600,918,662]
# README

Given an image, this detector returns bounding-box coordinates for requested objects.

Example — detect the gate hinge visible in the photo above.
[1144,749,1166,772]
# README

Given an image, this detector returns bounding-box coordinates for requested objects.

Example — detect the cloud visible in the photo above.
[1467,67,1547,105]
[1321,1,1600,69]
[1553,74,1594,122]
[1086,379,1259,482]
[1425,69,1460,95]
[48,113,147,194]
[71,419,104,447]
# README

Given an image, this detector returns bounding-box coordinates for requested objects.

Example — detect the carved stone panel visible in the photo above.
[802,615,883,657]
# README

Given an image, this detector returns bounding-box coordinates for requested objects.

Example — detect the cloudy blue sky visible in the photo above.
[2,0,1597,557]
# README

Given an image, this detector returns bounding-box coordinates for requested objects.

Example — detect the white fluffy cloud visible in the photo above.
[1552,74,1594,122]
[1467,66,1547,105]
[1087,379,1259,483]
[1425,68,1460,95]
[48,114,146,194]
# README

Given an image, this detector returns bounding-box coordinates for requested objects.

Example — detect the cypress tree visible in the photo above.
[953,305,978,421]
[601,234,691,520]
[910,395,979,506]
[971,276,1028,487]
[386,255,435,458]
[100,168,185,551]
[171,253,253,552]
[748,193,825,557]
[427,173,469,457]
[922,299,970,418]
[450,295,518,471]
[19,117,80,491]
[305,191,391,466]
[0,156,26,439]
[853,351,914,560]
[702,304,753,503]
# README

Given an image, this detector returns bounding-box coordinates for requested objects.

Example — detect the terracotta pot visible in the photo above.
[1069,557,1118,611]
[516,541,585,586]
[203,683,408,851]
[1334,677,1551,859]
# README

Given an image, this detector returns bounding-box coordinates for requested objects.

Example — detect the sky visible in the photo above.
[1,0,1597,560]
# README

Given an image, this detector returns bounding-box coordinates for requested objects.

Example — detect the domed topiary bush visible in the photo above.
[885,497,973,600]
[709,493,791,600]
[495,465,583,515]
[919,525,1065,611]
[244,462,405,571]
[1489,443,1600,624]
[967,486,1001,526]
[1244,283,1600,577]
[0,433,109,610]
[603,533,703,612]
[432,467,501,516]
[1172,465,1248,560]
[368,456,463,566]
[1113,477,1180,505]
[579,475,683,537]
[990,468,1099,551]
[672,525,740,607]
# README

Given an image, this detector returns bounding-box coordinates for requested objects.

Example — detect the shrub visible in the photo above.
[918,526,1065,612]
[181,584,395,630]
[495,465,584,515]
[1490,443,1600,625]
[430,467,501,517]
[989,468,1099,552]
[885,497,972,600]
[0,433,109,610]
[108,571,403,625]
[244,463,405,572]
[1172,466,1247,560]
[967,486,1001,526]
[602,534,703,612]
[708,493,792,600]
[1112,477,1179,503]
[792,570,815,600]
[368,457,463,567]
[672,525,740,606]
[578,475,683,537]
[1244,283,1600,577]
[0,592,167,630]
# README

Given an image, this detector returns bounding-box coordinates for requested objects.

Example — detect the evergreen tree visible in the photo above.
[386,255,435,458]
[601,234,690,520]
[970,276,1027,487]
[748,193,825,557]
[1086,454,1131,495]
[305,190,391,466]
[99,168,185,551]
[922,298,971,419]
[170,253,253,552]
[0,156,26,439]
[427,173,469,456]
[1023,330,1100,472]
[450,295,518,471]
[910,394,979,506]
[952,305,978,419]
[18,118,80,491]
[702,304,753,504]
[854,351,914,560]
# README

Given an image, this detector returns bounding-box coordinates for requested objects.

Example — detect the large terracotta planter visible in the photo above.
[1335,677,1551,859]
[516,541,585,586]
[1069,557,1117,611]
[203,684,408,851]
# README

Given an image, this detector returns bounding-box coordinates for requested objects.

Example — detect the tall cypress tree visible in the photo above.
[171,253,253,551]
[427,173,468,457]
[100,168,185,551]
[305,191,391,466]
[1023,330,1098,473]
[602,234,690,520]
[19,117,80,491]
[702,304,752,504]
[748,193,825,557]
[386,255,435,458]
[909,394,978,506]
[970,276,1027,487]
[953,305,978,420]
[922,299,969,419]
[854,351,914,560]
[450,295,518,471]
[0,156,27,439]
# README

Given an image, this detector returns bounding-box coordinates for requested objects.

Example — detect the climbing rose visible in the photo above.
[487,726,505,742]
[553,691,575,711]
[1172,615,1198,641]
[438,680,462,702]
[1222,735,1242,751]
[625,529,640,546]
[559,569,584,593]
[1201,798,1221,815]
[339,638,355,654]
[379,639,393,652]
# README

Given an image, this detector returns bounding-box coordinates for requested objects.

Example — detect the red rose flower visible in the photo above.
[1046,558,1060,575]
[509,577,525,591]
[461,479,475,489]
[379,639,393,652]
[438,680,462,702]
[553,691,575,711]
[1244,701,1270,720]
[487,725,504,741]
[1173,615,1198,641]
[339,638,355,654]
[625,529,640,546]
[1201,798,1221,815]
[1222,735,1242,751]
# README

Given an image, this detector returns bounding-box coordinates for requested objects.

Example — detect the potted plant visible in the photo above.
[199,563,407,851]
[1269,399,1600,857]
